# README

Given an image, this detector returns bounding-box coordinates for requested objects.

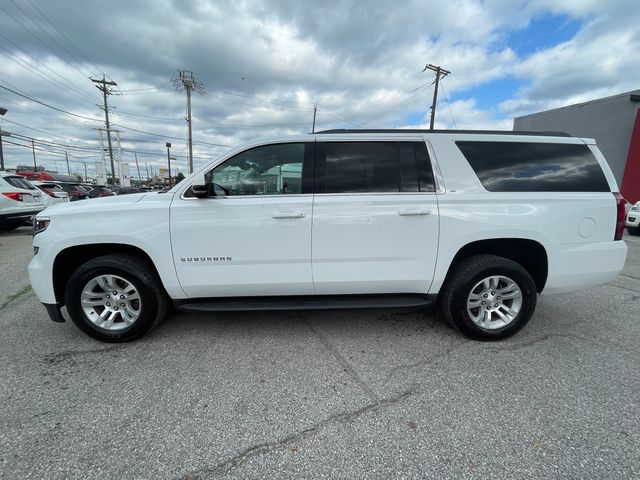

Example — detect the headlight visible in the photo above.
[33,217,51,235]
[631,206,639,212]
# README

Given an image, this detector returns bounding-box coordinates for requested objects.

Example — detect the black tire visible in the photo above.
[65,254,169,342]
[627,226,640,236]
[0,224,20,232]
[439,254,537,340]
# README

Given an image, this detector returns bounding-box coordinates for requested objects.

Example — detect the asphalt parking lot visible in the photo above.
[1,228,639,479]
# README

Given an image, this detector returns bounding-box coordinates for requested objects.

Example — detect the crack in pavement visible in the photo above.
[178,387,416,479]
[0,284,32,312]
[488,332,638,354]
[305,320,380,403]
[618,273,640,281]
[383,340,465,386]
[609,282,640,294]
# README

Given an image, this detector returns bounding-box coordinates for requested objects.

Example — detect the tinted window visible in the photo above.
[321,142,397,193]
[398,143,419,192]
[210,143,304,196]
[456,141,610,192]
[319,141,435,193]
[4,176,35,190]
[399,142,435,192]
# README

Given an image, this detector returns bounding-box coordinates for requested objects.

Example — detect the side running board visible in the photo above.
[175,294,437,313]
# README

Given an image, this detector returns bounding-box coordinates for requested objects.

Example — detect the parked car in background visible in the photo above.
[2,174,44,203]
[114,186,144,195]
[55,182,88,201]
[0,171,45,231]
[80,184,113,198]
[32,181,70,207]
[626,201,640,235]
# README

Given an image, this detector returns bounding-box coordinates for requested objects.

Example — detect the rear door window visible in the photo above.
[316,141,435,193]
[456,141,610,192]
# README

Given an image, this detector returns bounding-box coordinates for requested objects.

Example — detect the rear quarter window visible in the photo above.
[456,141,610,192]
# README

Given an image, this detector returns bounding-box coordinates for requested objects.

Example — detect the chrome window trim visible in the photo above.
[179,192,312,201]
[179,191,437,201]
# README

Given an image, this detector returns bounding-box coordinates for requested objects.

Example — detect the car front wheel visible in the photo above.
[440,255,537,340]
[65,254,169,342]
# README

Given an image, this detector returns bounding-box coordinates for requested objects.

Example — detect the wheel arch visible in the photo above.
[444,238,548,293]
[52,243,166,306]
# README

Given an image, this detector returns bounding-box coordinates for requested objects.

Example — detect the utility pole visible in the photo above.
[65,151,70,175]
[0,106,7,171]
[31,139,37,170]
[172,70,204,174]
[145,162,149,180]
[83,163,88,181]
[165,142,172,186]
[134,152,141,183]
[91,75,118,185]
[312,104,317,133]
[422,64,450,130]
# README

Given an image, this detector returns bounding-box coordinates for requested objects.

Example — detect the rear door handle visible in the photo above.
[398,209,431,216]
[272,212,305,219]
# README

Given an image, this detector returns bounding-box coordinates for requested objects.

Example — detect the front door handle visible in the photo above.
[272,212,305,219]
[398,209,431,216]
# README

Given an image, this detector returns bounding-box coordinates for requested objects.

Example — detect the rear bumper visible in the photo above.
[544,240,628,294]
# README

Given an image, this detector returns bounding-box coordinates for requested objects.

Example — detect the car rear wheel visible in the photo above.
[440,254,537,340]
[65,254,169,342]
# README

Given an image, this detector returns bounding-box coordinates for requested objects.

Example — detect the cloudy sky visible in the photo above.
[0,0,638,179]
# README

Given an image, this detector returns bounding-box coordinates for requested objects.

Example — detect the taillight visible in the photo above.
[614,192,625,241]
[2,192,29,202]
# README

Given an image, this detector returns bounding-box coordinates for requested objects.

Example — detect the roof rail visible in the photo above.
[314,129,571,137]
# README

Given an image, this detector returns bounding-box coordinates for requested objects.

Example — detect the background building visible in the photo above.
[514,90,640,203]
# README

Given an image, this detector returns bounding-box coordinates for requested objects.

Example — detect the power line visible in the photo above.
[110,123,229,147]
[0,33,97,103]
[9,0,94,79]
[0,3,92,80]
[25,0,102,75]
[0,82,102,122]
[440,80,457,129]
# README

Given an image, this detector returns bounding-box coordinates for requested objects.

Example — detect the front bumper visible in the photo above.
[625,212,639,227]
[28,242,57,304]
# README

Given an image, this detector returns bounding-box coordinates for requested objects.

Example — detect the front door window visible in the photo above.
[210,143,304,196]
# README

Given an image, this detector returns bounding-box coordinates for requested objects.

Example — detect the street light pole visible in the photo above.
[0,107,7,171]
[165,142,172,186]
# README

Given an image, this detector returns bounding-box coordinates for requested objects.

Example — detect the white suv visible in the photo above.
[0,172,45,231]
[28,130,628,342]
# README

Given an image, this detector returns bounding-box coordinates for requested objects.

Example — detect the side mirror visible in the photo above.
[190,173,210,198]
